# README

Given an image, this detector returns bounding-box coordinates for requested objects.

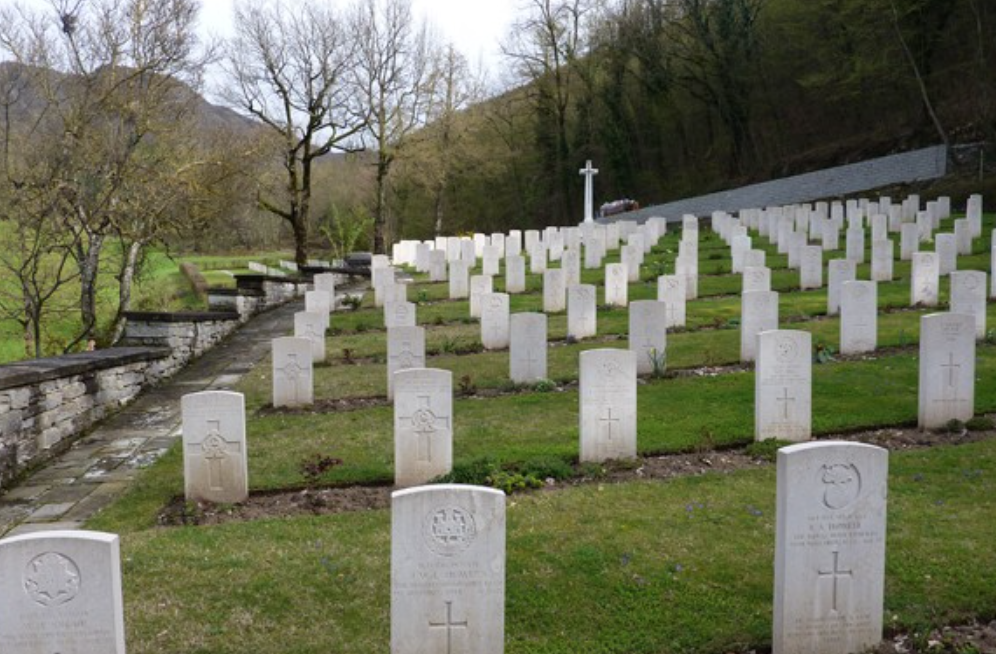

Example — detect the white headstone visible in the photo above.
[313,273,336,306]
[799,246,823,290]
[429,251,448,282]
[482,245,500,276]
[743,266,772,293]
[469,275,493,318]
[272,337,313,407]
[954,218,972,256]
[504,255,526,294]
[543,269,567,313]
[449,260,470,299]
[935,233,957,276]
[949,271,987,339]
[394,368,453,486]
[899,222,919,261]
[562,249,581,287]
[510,313,548,383]
[910,251,939,307]
[480,293,510,350]
[304,290,331,330]
[567,284,597,339]
[579,349,637,462]
[741,290,779,362]
[621,244,642,282]
[529,244,547,274]
[773,441,888,654]
[605,263,628,307]
[918,312,976,429]
[385,301,417,330]
[827,260,857,316]
[387,326,426,400]
[629,301,667,375]
[840,281,877,355]
[182,390,248,503]
[870,239,894,282]
[755,330,811,442]
[294,311,327,363]
[657,274,687,328]
[0,531,126,654]
[391,484,505,654]
[845,228,864,263]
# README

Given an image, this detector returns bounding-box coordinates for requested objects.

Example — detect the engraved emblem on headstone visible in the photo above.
[23,552,81,608]
[820,463,862,510]
[429,600,468,654]
[279,353,303,382]
[402,395,449,463]
[775,336,798,362]
[423,506,477,556]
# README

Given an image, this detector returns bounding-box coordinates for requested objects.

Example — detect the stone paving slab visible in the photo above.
[0,294,320,537]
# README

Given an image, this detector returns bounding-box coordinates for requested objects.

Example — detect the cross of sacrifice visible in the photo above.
[579,160,599,224]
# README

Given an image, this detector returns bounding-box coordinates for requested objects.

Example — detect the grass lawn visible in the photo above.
[82,208,996,654]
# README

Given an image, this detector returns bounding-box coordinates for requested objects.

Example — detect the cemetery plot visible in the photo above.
[81,202,996,654]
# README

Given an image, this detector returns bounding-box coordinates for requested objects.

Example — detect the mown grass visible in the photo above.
[82,209,996,654]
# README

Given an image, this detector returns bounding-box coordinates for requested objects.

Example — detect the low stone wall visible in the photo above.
[0,348,170,489]
[118,311,243,378]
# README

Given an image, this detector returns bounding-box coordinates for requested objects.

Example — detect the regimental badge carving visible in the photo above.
[424,506,477,556]
[775,336,798,363]
[602,360,622,378]
[23,552,81,607]
[819,463,862,510]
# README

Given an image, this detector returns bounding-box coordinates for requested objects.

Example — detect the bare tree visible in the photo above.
[223,0,366,266]
[0,0,211,352]
[353,0,438,253]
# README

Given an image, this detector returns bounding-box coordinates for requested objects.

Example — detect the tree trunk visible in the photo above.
[292,214,309,266]
[433,183,445,236]
[74,231,105,349]
[373,159,389,254]
[110,240,144,344]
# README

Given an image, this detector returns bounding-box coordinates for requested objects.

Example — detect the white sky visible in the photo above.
[199,0,516,81]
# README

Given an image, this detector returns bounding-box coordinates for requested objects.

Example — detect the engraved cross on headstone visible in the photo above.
[428,600,468,654]
[200,419,240,492]
[390,342,416,369]
[600,407,620,441]
[817,550,853,614]
[776,387,795,421]
[401,395,450,463]
[941,352,960,387]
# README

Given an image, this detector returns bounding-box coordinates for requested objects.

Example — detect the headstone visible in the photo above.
[480,293,510,350]
[394,368,453,486]
[584,236,604,270]
[870,239,894,282]
[799,246,823,290]
[755,329,811,442]
[272,337,313,407]
[294,311,327,362]
[391,484,505,654]
[899,222,919,261]
[621,244,641,282]
[773,441,888,654]
[313,273,336,305]
[840,281,877,355]
[918,312,975,429]
[305,290,331,330]
[935,233,956,276]
[529,244,547,274]
[385,300,417,330]
[182,390,248,503]
[827,260,857,316]
[0,530,126,653]
[605,263,628,307]
[506,232,522,258]
[910,251,939,307]
[429,251,448,282]
[509,313,548,383]
[543,269,567,313]
[562,249,581,287]
[567,284,597,339]
[743,266,772,293]
[504,255,526,294]
[657,274,687,328]
[387,326,426,400]
[845,228,864,264]
[949,271,987,339]
[954,218,972,256]
[469,275,493,318]
[629,301,667,375]
[579,349,637,462]
[741,290,779,362]
[449,260,470,299]
[743,248,766,270]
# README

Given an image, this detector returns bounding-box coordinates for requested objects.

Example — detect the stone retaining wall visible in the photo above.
[0,348,170,489]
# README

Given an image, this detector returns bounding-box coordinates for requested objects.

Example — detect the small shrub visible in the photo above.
[814,342,836,364]
[519,455,574,481]
[485,468,543,494]
[938,419,966,435]
[416,290,429,305]
[439,336,462,354]
[341,295,363,311]
[434,458,497,485]
[985,328,996,345]
[578,462,606,479]
[966,416,995,431]
[532,379,557,392]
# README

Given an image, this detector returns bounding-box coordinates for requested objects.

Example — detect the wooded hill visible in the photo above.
[385,0,995,238]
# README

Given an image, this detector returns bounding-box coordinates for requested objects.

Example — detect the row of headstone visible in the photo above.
[0,440,893,654]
